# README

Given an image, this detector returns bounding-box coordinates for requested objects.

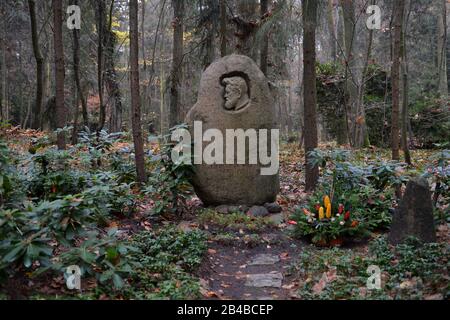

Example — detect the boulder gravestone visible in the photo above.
[185,55,279,206]
[388,177,437,245]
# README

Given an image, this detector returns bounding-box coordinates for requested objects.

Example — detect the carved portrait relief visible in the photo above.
[221,76,250,112]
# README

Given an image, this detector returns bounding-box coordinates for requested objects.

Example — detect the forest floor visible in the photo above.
[0,128,448,300]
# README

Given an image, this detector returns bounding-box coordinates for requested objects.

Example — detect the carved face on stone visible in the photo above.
[222,76,250,111]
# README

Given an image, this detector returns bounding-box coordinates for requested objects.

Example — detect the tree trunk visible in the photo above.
[146,0,166,131]
[326,0,337,62]
[72,78,80,145]
[437,0,448,97]
[70,0,88,129]
[401,1,412,165]
[43,56,51,105]
[129,0,147,184]
[141,0,149,121]
[94,1,106,131]
[391,0,405,161]
[23,88,32,128]
[104,0,123,132]
[303,0,319,192]
[1,44,6,123]
[220,0,227,57]
[0,2,3,122]
[340,0,356,145]
[260,0,270,75]
[233,0,258,60]
[159,8,168,135]
[28,0,44,130]
[203,0,218,69]
[141,0,146,70]
[1,12,7,124]
[53,0,66,149]
[169,0,184,128]
[354,1,375,148]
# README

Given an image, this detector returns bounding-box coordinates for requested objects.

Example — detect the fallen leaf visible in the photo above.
[312,274,328,295]
[282,283,296,290]
[424,293,443,300]
[326,268,337,282]
[205,291,219,298]
[312,268,337,295]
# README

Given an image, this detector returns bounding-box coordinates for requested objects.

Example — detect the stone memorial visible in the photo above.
[185,54,279,206]
[388,177,437,245]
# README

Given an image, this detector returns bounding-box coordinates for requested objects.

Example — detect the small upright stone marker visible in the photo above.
[388,177,437,245]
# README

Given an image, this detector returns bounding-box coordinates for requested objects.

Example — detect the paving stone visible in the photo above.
[248,206,270,217]
[264,202,282,213]
[256,296,275,300]
[215,205,230,214]
[177,221,192,232]
[248,254,280,266]
[267,213,284,225]
[245,273,283,288]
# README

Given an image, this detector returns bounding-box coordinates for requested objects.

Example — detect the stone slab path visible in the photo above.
[198,229,303,300]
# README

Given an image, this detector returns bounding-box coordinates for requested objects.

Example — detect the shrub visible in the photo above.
[410,98,450,148]
[422,149,450,223]
[345,185,394,230]
[110,153,136,184]
[81,182,138,220]
[145,125,194,216]
[368,236,447,294]
[0,208,53,273]
[0,179,138,277]
[124,227,207,299]
[29,196,95,243]
[293,236,448,300]
[299,149,404,236]
[316,62,389,146]
[77,128,124,168]
[27,148,89,200]
[54,229,141,291]
[0,141,24,208]
[131,227,207,271]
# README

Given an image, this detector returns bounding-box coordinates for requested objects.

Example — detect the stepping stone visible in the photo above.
[261,233,281,244]
[245,273,283,288]
[267,213,284,225]
[215,205,230,214]
[264,202,282,213]
[177,221,192,232]
[215,205,243,214]
[256,296,274,300]
[248,254,280,266]
[248,206,270,217]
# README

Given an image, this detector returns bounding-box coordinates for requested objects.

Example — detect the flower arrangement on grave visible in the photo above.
[291,194,367,246]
